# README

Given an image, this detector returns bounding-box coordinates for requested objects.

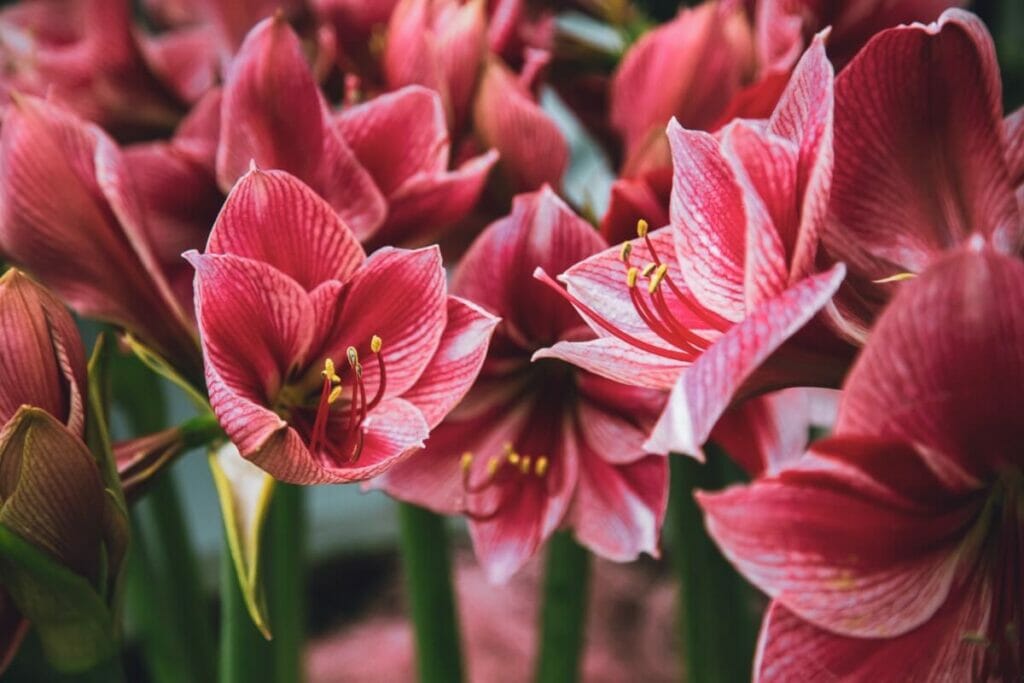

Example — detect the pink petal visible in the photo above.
[207,168,366,290]
[569,448,667,562]
[372,149,498,248]
[754,582,989,682]
[382,0,446,103]
[402,296,499,430]
[432,0,487,128]
[335,86,449,195]
[454,186,607,343]
[139,25,218,104]
[315,247,448,400]
[828,9,1020,274]
[187,252,314,406]
[575,384,662,465]
[473,58,568,192]
[836,246,1024,478]
[535,336,684,392]
[645,264,845,457]
[1007,106,1024,208]
[697,464,977,639]
[599,172,671,246]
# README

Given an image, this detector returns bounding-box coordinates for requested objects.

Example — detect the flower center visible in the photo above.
[458,444,549,521]
[535,219,728,362]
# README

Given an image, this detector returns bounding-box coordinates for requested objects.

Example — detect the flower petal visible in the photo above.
[207,168,366,290]
[599,172,671,246]
[535,336,684,391]
[402,296,499,430]
[645,264,845,457]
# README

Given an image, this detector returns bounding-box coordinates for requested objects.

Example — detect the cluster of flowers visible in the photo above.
[0,0,1020,679]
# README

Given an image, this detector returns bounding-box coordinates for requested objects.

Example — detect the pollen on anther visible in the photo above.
[507,451,520,466]
[322,358,340,383]
[641,262,656,277]
[519,455,532,474]
[328,386,343,404]
[486,457,500,477]
[636,218,649,238]
[620,242,633,263]
[648,263,668,294]
[346,346,360,367]
[370,335,383,353]
[626,267,639,288]
[460,452,474,472]
[535,456,549,476]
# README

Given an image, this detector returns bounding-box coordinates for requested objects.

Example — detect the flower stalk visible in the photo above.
[535,532,590,683]
[397,502,464,683]
[268,483,306,683]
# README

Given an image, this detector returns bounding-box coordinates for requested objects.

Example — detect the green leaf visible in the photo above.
[122,333,210,412]
[209,442,276,638]
[0,524,116,673]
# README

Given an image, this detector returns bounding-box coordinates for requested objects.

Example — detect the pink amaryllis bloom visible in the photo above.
[0,94,204,380]
[824,9,1023,343]
[536,38,847,458]
[217,15,496,245]
[187,167,497,484]
[700,245,1024,681]
[376,188,668,582]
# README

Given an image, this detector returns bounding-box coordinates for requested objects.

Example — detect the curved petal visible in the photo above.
[382,0,446,105]
[207,168,366,290]
[187,252,314,406]
[317,247,447,400]
[698,464,977,639]
[754,584,990,683]
[535,336,684,391]
[836,247,1024,477]
[454,186,607,344]
[335,86,449,195]
[402,296,499,430]
[828,9,1020,273]
[473,58,567,192]
[599,173,671,246]
[645,264,845,457]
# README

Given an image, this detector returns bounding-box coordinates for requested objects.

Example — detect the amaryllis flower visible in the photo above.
[187,167,497,484]
[755,0,963,72]
[0,270,121,674]
[824,9,1023,343]
[0,0,200,137]
[700,245,1024,681]
[0,94,203,381]
[537,38,846,458]
[217,15,496,245]
[376,188,668,582]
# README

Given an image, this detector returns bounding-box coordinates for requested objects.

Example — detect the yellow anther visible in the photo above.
[346,346,359,367]
[626,267,639,288]
[507,451,520,466]
[460,452,474,472]
[370,335,383,353]
[648,264,668,294]
[486,457,500,477]
[328,386,343,404]
[872,272,916,284]
[636,218,649,238]
[519,455,532,474]
[535,456,549,477]
[619,241,633,263]
[322,358,340,383]
[641,262,656,277]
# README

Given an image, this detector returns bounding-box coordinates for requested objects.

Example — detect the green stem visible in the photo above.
[669,448,759,682]
[397,502,464,683]
[535,532,590,683]
[69,655,127,683]
[219,534,272,683]
[268,484,306,683]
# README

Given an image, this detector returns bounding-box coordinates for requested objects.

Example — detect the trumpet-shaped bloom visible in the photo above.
[824,9,1023,343]
[187,168,497,484]
[700,245,1024,681]
[0,271,111,673]
[0,95,203,379]
[377,188,668,582]
[217,16,496,245]
[537,38,846,458]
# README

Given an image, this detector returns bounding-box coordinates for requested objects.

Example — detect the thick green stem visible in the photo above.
[268,484,306,683]
[219,534,272,683]
[535,532,590,683]
[397,502,464,683]
[669,448,759,682]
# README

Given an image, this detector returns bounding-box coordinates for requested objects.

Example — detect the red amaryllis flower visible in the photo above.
[186,168,497,484]
[217,15,496,245]
[755,0,963,72]
[700,245,1024,681]
[376,187,668,582]
[536,38,846,458]
[0,0,200,137]
[825,9,1023,343]
[0,270,114,673]
[0,94,203,380]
